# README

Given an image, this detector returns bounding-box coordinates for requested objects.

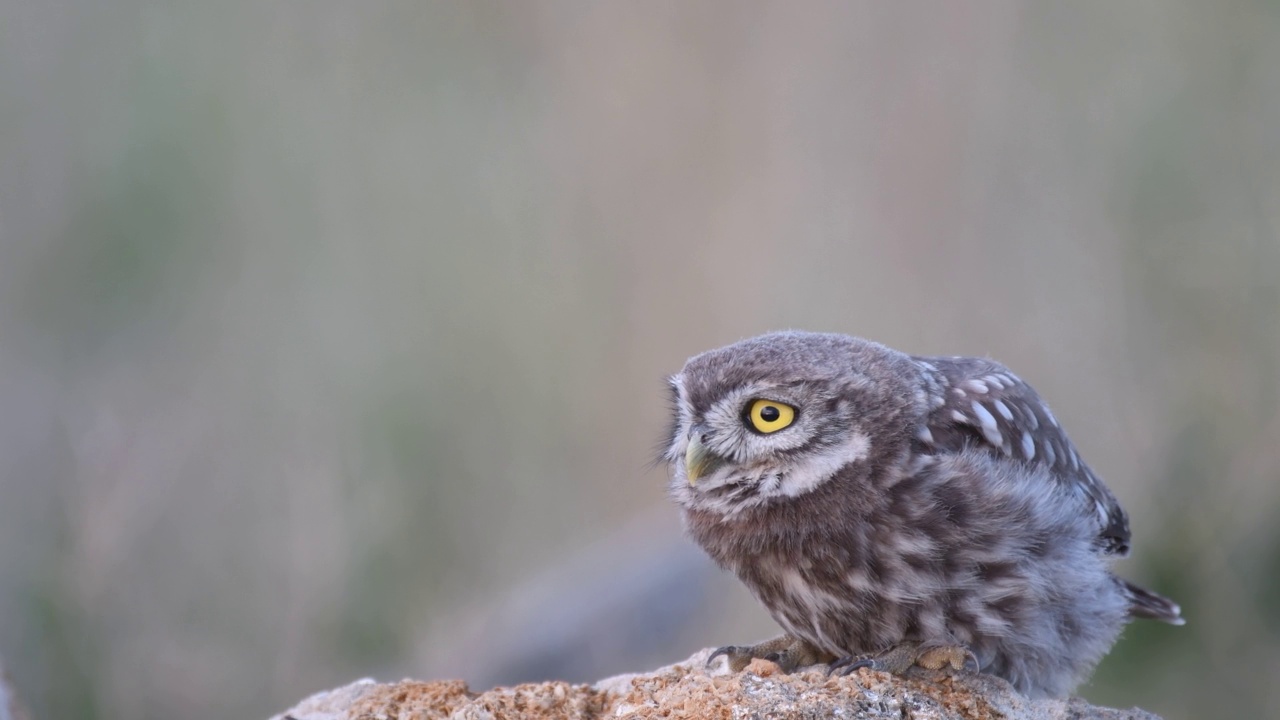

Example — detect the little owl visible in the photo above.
[663,331,1182,698]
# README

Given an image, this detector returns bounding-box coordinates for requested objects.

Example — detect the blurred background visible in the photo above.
[1,2,1277,719]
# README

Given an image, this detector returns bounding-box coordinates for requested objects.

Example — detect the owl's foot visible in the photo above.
[707,635,835,673]
[828,641,979,678]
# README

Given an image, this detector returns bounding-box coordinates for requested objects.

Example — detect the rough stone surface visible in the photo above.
[271,648,1161,720]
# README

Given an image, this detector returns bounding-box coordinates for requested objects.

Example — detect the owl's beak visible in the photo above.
[684,434,726,485]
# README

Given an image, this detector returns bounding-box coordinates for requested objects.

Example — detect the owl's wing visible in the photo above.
[912,355,1131,556]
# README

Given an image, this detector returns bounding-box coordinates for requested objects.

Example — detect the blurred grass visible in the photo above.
[0,3,1277,720]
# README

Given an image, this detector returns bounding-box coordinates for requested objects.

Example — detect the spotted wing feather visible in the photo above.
[913,356,1132,556]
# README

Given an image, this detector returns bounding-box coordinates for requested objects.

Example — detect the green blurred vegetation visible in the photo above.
[1,3,1277,719]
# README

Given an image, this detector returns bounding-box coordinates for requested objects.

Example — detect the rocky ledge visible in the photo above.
[271,648,1160,720]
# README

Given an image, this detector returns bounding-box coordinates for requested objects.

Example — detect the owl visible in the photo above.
[663,331,1182,698]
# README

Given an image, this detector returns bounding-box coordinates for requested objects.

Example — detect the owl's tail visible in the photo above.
[1122,579,1185,625]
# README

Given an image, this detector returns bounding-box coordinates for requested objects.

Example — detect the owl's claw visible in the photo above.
[827,655,877,676]
[707,635,833,673]
[956,649,982,673]
[828,641,978,678]
[706,645,752,672]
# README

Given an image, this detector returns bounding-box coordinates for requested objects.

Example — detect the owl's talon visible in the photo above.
[829,642,976,678]
[707,635,832,673]
[706,645,750,671]
[914,643,977,673]
[828,655,879,676]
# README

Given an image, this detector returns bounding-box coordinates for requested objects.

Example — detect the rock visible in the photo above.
[270,648,1161,720]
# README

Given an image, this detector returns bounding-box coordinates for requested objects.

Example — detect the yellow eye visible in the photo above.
[746,399,796,434]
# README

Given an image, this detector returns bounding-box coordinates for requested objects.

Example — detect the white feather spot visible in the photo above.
[777,567,846,654]
[846,568,875,593]
[1021,431,1036,460]
[892,531,937,558]
[916,425,934,444]
[970,401,1004,447]
[1042,440,1057,467]
[952,387,967,398]
[1042,403,1059,427]
[985,375,1005,391]
[951,409,967,423]
[992,399,1014,420]
[1068,450,1080,470]
[964,380,989,395]
[779,568,809,599]
[809,609,836,652]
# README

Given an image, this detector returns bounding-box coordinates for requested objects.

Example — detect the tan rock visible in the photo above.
[271,648,1160,720]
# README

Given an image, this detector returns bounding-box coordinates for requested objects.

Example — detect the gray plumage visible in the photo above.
[664,331,1181,698]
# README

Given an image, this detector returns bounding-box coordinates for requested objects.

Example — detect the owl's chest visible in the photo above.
[685,505,820,570]
[731,543,914,655]
[687,505,957,654]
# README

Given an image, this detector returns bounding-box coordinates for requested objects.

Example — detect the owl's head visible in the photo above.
[664,331,927,516]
